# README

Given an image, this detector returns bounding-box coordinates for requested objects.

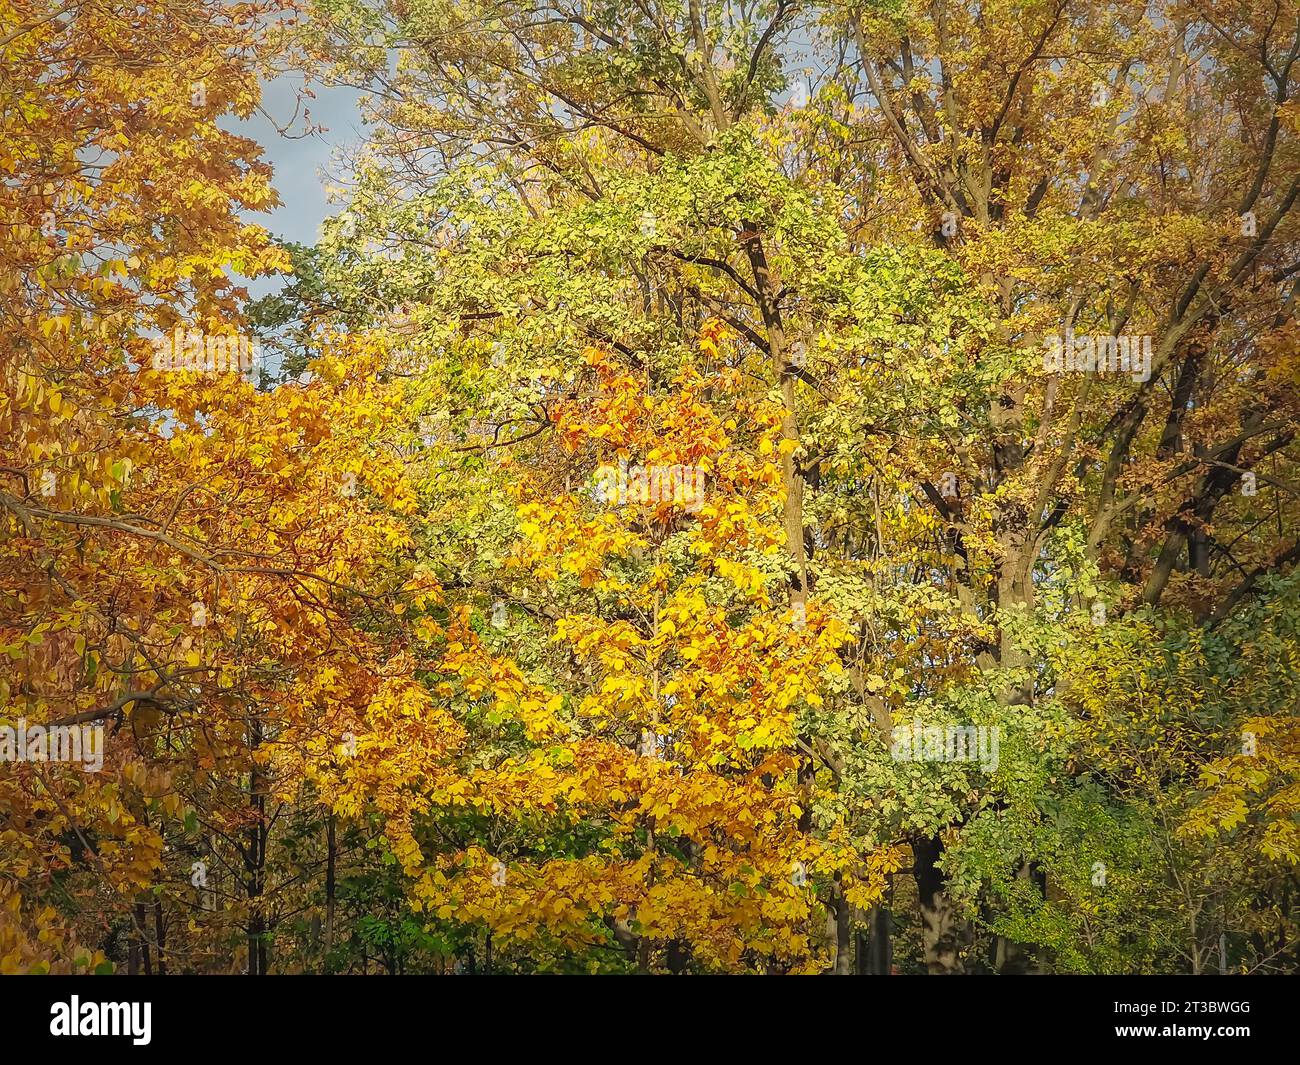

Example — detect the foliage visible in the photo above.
[3,0,1298,974]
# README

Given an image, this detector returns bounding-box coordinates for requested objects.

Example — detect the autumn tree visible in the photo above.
[292,0,1300,974]
[6,0,1297,976]
[1,0,422,974]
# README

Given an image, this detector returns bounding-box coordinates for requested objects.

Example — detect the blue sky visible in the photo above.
[222,72,366,300]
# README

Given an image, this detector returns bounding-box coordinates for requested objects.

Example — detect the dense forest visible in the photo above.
[3,0,1299,975]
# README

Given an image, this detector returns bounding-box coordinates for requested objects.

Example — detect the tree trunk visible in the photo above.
[858,904,893,975]
[134,900,151,975]
[828,877,854,974]
[324,814,336,971]
[152,896,167,975]
[912,835,967,974]
[245,719,268,975]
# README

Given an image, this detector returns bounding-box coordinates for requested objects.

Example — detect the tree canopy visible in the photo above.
[3,0,1299,974]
